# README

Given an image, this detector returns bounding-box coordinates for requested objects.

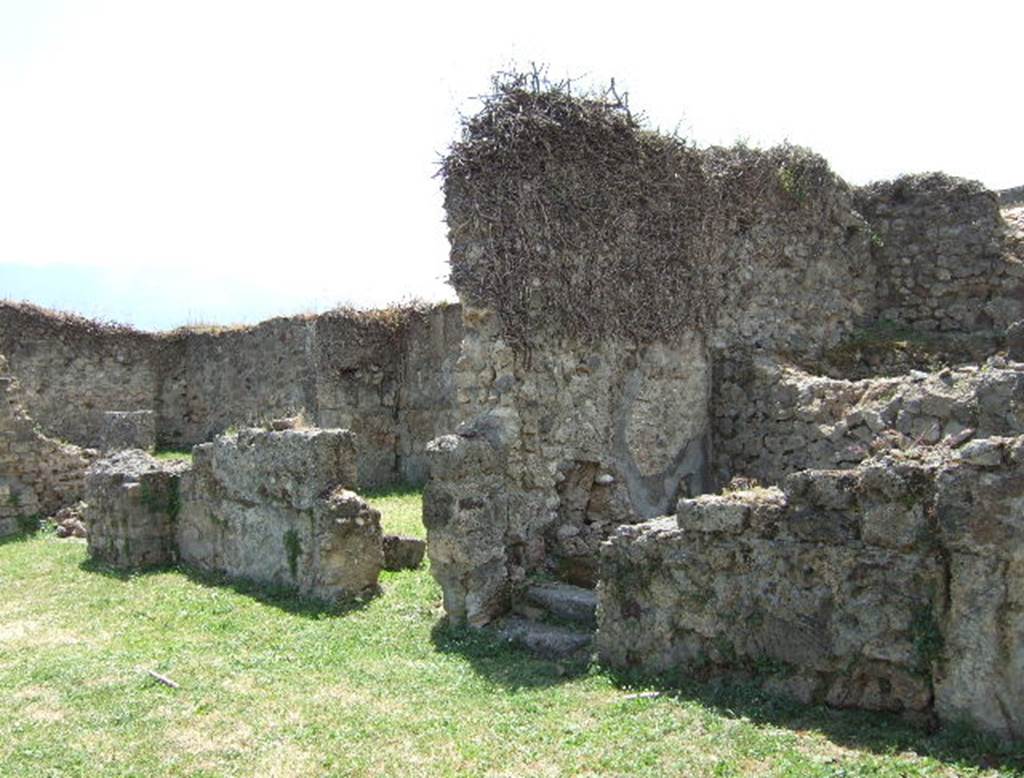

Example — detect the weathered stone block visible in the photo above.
[177,428,381,601]
[84,450,189,569]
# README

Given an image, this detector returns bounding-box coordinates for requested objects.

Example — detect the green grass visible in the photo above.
[364,485,427,538]
[0,492,1019,777]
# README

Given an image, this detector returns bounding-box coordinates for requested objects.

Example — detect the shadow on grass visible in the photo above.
[429,614,1022,772]
[429,619,591,692]
[79,557,374,620]
[0,530,38,547]
[603,667,1024,775]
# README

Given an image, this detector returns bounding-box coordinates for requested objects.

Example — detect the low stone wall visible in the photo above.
[0,355,94,537]
[597,438,1024,741]
[712,356,1024,487]
[177,428,382,600]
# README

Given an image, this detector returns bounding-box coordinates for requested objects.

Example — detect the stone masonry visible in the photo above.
[0,354,94,537]
[99,410,157,453]
[84,450,188,568]
[0,302,462,488]
[597,436,1024,740]
[176,428,382,600]
[422,83,1024,742]
[85,427,384,601]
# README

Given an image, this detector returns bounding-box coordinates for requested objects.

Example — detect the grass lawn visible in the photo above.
[1,490,1019,777]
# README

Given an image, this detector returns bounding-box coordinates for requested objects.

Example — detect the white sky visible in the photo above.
[1,0,1021,330]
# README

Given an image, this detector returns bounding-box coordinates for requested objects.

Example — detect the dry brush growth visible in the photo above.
[441,70,837,351]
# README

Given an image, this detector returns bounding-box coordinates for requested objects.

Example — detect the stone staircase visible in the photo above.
[493,581,597,660]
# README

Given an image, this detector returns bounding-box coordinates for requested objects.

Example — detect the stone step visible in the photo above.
[492,616,593,660]
[523,581,598,627]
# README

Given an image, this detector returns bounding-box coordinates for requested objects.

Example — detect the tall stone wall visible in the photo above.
[0,355,94,537]
[169,317,317,447]
[425,82,910,627]
[0,304,175,446]
[426,306,710,625]
[0,302,462,488]
[314,303,464,486]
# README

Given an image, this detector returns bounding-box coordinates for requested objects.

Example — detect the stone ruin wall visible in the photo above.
[713,357,1024,487]
[84,429,383,601]
[0,354,95,537]
[424,80,916,626]
[425,316,710,624]
[598,437,1024,741]
[421,83,1024,741]
[0,301,462,489]
[425,164,882,625]
[855,176,1022,335]
[712,181,1024,488]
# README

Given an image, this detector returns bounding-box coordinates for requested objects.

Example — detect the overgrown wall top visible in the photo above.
[443,82,879,359]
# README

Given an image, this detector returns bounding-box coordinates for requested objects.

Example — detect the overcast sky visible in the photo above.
[1,0,1021,330]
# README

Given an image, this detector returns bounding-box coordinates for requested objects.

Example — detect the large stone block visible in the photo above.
[177,428,382,601]
[84,450,189,569]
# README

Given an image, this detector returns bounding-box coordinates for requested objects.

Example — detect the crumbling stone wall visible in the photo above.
[598,437,1024,741]
[855,175,1024,335]
[425,80,902,627]
[0,304,175,446]
[420,79,1024,745]
[0,302,462,488]
[713,356,1024,486]
[315,303,464,486]
[0,355,94,537]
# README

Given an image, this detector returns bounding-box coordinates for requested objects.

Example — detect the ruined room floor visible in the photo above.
[0,491,1019,778]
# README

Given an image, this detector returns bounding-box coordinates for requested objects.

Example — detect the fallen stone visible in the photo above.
[51,501,87,538]
[382,534,426,571]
